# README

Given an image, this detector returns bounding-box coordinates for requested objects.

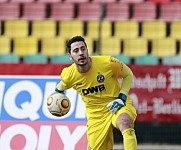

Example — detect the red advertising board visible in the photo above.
[130,65,181,123]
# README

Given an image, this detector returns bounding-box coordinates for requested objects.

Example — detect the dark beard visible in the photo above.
[78,61,88,66]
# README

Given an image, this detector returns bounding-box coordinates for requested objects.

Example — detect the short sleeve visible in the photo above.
[110,56,124,78]
[60,67,71,89]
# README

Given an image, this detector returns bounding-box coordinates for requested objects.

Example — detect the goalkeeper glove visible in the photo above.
[107,92,127,114]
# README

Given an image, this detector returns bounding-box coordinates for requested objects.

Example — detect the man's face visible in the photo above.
[69,41,89,66]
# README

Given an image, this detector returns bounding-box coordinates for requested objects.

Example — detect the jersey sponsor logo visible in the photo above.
[76,82,83,87]
[96,72,105,83]
[82,84,105,96]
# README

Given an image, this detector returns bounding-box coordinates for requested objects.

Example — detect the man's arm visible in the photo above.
[107,57,133,114]
[55,81,68,93]
[119,63,133,95]
[110,57,133,95]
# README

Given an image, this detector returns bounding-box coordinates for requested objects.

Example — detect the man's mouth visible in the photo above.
[78,57,86,61]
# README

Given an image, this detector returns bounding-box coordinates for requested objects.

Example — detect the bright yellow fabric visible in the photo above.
[110,56,133,94]
[59,55,136,149]
[56,81,67,91]
[122,128,137,150]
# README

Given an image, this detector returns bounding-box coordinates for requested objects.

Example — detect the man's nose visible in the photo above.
[79,50,84,55]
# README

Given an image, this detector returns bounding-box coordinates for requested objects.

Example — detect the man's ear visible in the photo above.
[68,53,72,60]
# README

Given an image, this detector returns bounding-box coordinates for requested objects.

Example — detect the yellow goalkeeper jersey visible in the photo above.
[60,55,133,120]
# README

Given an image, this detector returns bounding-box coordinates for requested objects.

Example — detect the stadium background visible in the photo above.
[0,0,181,150]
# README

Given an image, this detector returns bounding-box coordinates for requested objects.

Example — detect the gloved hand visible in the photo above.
[107,93,127,114]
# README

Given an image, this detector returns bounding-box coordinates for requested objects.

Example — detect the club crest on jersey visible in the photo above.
[97,73,105,83]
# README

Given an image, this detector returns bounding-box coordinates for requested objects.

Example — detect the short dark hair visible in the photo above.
[66,36,87,53]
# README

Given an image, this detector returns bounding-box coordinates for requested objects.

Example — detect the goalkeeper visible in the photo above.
[55,36,137,150]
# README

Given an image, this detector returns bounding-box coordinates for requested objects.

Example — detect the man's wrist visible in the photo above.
[118,92,127,102]
[55,87,64,93]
